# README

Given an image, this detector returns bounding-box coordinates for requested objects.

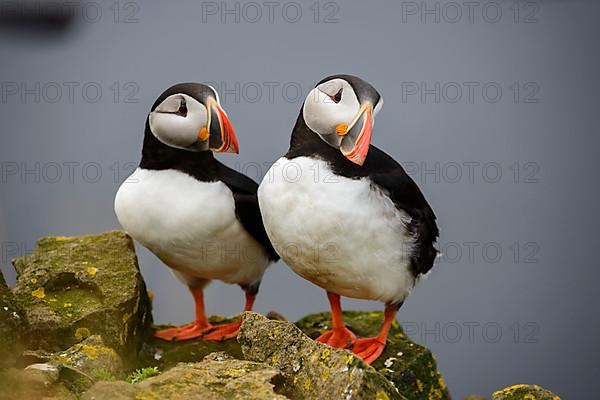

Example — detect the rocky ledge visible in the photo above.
[0,231,561,400]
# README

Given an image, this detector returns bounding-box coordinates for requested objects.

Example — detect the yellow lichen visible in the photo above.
[74,327,91,340]
[30,278,37,284]
[31,287,45,299]
[438,376,446,390]
[321,368,329,382]
[122,312,132,323]
[428,386,443,400]
[54,236,72,241]
[87,266,98,277]
[345,355,355,365]
[416,379,424,392]
[304,378,311,390]
[271,354,279,363]
[63,303,72,308]
[77,343,109,360]
[375,391,390,400]
[321,348,331,360]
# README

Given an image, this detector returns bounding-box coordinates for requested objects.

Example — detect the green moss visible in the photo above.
[11,231,153,359]
[492,384,560,400]
[90,368,117,382]
[127,367,160,384]
[296,311,451,400]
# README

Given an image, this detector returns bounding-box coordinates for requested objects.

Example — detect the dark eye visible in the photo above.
[177,99,188,116]
[332,89,342,104]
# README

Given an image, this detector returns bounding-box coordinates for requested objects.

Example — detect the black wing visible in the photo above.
[217,163,280,262]
[363,146,439,277]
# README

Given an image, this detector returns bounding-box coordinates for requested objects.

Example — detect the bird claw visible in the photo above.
[315,326,357,349]
[202,320,243,341]
[351,337,386,364]
[154,321,213,342]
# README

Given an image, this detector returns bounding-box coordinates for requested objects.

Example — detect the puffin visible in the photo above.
[115,82,279,341]
[257,74,439,363]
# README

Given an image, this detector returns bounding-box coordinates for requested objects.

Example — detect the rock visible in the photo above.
[24,362,61,383]
[23,335,124,379]
[266,310,287,321]
[296,311,450,400]
[492,384,560,400]
[0,269,24,366]
[138,325,243,371]
[0,367,76,400]
[82,352,286,400]
[17,335,124,394]
[239,311,404,400]
[11,231,153,359]
[82,381,138,400]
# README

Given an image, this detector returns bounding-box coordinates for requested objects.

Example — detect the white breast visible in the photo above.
[258,157,416,305]
[114,168,269,286]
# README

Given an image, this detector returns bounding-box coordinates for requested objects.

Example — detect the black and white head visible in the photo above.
[302,74,383,166]
[148,82,238,153]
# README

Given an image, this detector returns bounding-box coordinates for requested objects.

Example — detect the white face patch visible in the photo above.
[149,93,208,150]
[302,78,361,145]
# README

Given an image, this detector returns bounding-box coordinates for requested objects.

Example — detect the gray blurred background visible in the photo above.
[1,0,598,398]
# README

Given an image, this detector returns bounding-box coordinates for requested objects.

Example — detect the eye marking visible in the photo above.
[177,99,188,117]
[331,88,343,104]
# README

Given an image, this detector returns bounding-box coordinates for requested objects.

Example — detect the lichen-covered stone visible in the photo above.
[138,323,243,371]
[82,352,286,400]
[491,384,560,400]
[11,231,153,358]
[17,336,126,395]
[0,269,24,367]
[239,311,404,400]
[296,311,451,400]
[23,335,124,380]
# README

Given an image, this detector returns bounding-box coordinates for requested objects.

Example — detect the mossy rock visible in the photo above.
[11,231,153,360]
[82,352,286,400]
[137,318,244,371]
[296,311,451,400]
[239,311,404,400]
[492,384,560,400]
[0,269,25,367]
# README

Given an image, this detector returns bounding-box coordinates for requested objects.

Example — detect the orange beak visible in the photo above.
[340,104,373,166]
[206,99,239,154]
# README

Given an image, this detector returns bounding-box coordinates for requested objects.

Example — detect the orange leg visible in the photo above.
[351,304,398,364]
[315,292,357,349]
[154,288,212,341]
[202,291,256,341]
